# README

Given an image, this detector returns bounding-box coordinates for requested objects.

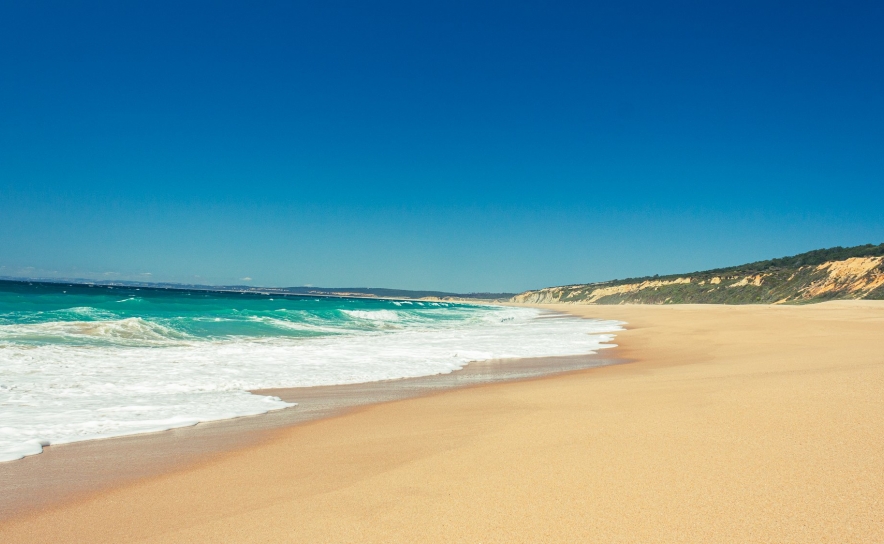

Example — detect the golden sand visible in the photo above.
[1,301,882,542]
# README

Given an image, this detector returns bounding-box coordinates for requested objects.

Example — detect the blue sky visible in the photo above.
[1,1,882,292]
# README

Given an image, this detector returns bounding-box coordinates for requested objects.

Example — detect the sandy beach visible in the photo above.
[2,301,882,542]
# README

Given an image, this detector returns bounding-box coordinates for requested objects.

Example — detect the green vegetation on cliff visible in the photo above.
[513,244,884,305]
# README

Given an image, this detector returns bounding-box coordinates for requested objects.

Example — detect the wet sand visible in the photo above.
[2,301,883,542]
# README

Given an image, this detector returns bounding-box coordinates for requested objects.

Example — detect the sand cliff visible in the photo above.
[514,246,884,305]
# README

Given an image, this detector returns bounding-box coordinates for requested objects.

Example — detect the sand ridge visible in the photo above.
[1,301,882,542]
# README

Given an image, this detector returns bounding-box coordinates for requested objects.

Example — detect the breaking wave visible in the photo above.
[0,283,623,462]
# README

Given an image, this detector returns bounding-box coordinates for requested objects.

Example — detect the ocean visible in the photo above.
[0,281,621,462]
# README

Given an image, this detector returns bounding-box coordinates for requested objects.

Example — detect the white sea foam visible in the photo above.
[340,309,401,321]
[0,307,622,462]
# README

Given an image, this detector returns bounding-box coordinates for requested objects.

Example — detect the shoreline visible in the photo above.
[2,301,882,542]
[0,311,623,521]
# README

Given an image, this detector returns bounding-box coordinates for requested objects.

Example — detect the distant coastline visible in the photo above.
[6,242,882,307]
[0,277,515,303]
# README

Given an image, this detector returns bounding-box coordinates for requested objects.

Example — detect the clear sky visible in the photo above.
[1,1,882,292]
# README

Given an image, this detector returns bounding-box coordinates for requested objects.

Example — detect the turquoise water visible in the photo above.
[0,281,476,345]
[0,280,621,462]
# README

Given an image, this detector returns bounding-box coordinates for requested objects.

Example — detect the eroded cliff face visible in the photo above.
[512,256,884,305]
[802,257,884,299]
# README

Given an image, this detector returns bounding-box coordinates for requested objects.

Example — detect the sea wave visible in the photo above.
[0,302,622,462]
[0,317,190,346]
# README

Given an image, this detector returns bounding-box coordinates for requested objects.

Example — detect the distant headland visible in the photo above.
[0,277,516,303]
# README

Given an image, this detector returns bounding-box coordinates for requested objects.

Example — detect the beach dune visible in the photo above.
[1,301,882,542]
